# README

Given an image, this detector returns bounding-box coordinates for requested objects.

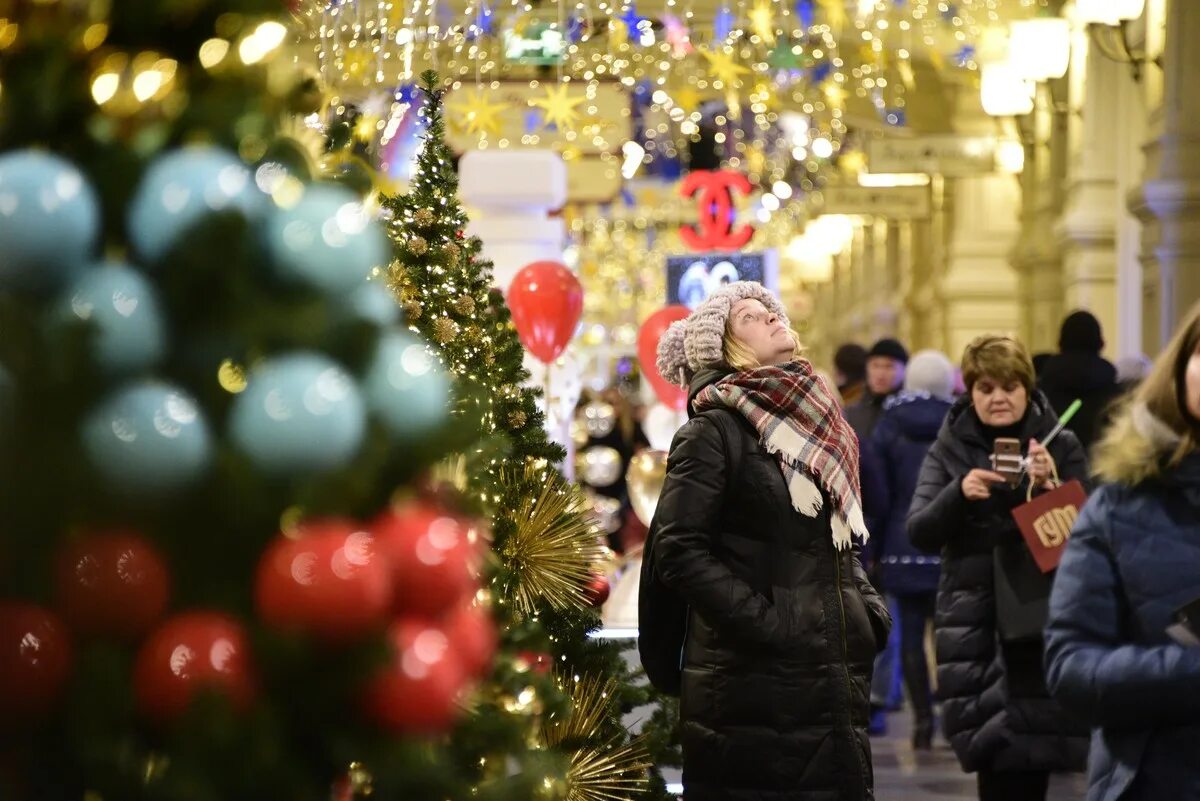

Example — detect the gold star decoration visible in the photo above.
[823,81,848,108]
[608,17,629,48]
[353,112,381,144]
[749,0,776,45]
[670,84,705,114]
[449,88,508,137]
[529,84,587,132]
[699,46,750,93]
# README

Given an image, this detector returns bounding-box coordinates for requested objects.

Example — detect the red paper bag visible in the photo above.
[1010,479,1088,573]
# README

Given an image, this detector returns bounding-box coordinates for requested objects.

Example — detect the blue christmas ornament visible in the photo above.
[953,44,976,67]
[566,14,585,42]
[265,183,389,296]
[0,150,99,294]
[714,4,735,40]
[362,329,449,442]
[795,0,814,28]
[129,147,262,265]
[57,262,167,375]
[228,352,366,475]
[811,60,833,84]
[335,281,401,327]
[82,383,213,496]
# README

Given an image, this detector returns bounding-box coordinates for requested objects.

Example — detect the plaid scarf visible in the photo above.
[694,360,868,550]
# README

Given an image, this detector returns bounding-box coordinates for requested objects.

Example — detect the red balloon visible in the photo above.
[0,603,72,721]
[372,503,480,617]
[54,530,170,641]
[360,616,468,734]
[133,611,256,725]
[637,306,690,411]
[507,261,583,364]
[255,518,393,641]
[441,602,497,680]
[584,572,611,608]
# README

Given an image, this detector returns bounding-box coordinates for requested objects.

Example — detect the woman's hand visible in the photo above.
[1027,438,1054,488]
[961,468,1005,500]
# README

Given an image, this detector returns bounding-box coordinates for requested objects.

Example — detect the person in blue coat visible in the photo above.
[1045,302,1200,801]
[861,350,954,749]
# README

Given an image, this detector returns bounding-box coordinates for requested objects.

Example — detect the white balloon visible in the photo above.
[644,403,688,452]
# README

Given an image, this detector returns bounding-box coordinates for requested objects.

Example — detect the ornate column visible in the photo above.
[458,149,567,291]
[1137,0,1200,344]
[1057,28,1122,357]
[940,90,1022,359]
[1011,80,1068,353]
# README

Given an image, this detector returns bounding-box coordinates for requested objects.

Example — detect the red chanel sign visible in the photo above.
[678,169,755,252]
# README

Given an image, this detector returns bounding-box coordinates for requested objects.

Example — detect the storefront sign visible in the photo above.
[678,169,754,251]
[865,135,997,177]
[820,185,931,218]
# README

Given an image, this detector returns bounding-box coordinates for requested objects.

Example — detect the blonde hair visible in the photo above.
[960,334,1036,394]
[1092,302,1200,486]
[722,321,804,370]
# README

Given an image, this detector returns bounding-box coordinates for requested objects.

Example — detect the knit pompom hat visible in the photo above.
[655,281,791,387]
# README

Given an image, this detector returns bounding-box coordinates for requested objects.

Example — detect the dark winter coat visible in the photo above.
[860,392,950,596]
[1038,352,1122,452]
[905,392,1091,773]
[843,391,889,444]
[1046,454,1200,801]
[652,367,892,801]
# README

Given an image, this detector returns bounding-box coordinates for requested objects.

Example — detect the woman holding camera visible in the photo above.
[906,335,1090,801]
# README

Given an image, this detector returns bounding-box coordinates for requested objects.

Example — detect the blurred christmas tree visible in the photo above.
[0,0,670,798]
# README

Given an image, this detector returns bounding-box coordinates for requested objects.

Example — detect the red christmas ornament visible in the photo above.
[506,260,584,364]
[678,169,755,251]
[584,572,610,608]
[637,305,691,411]
[54,530,170,641]
[515,650,553,675]
[372,503,480,617]
[133,611,256,725]
[360,616,468,735]
[255,518,393,641]
[0,603,72,721]
[441,602,497,680]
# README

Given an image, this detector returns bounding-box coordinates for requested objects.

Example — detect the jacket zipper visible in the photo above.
[833,548,869,797]
[833,551,850,677]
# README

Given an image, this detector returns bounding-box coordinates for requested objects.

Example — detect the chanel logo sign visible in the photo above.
[678,169,755,252]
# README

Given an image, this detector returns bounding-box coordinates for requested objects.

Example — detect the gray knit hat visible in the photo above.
[655,281,791,387]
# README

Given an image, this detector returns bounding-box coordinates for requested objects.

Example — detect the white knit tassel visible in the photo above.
[787,472,824,518]
[831,514,853,551]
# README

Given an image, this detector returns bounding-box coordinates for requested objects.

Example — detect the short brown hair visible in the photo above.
[960,335,1035,394]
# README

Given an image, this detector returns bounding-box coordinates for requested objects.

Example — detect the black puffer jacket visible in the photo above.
[654,367,891,801]
[1038,352,1122,452]
[905,392,1090,774]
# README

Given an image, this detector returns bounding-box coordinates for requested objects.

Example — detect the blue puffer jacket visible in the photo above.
[861,392,950,595]
[1045,454,1200,801]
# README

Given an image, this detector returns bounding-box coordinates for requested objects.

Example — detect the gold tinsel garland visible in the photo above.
[500,462,600,615]
[413,207,435,227]
[454,294,476,316]
[432,316,458,343]
[541,675,651,801]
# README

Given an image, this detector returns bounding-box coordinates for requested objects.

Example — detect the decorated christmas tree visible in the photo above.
[380,70,679,800]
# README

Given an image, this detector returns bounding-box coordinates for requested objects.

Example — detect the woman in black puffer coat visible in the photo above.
[906,335,1090,801]
[642,282,890,801]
